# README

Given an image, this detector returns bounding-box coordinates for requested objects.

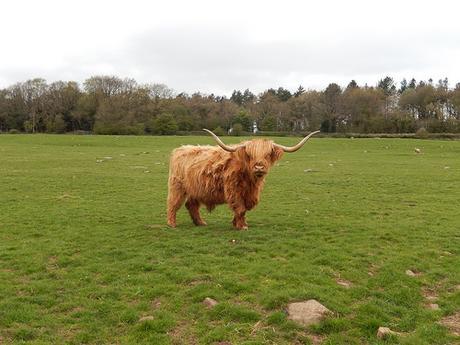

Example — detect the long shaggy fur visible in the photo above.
[167,139,284,230]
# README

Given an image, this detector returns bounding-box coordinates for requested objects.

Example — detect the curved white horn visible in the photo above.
[273,130,320,152]
[203,129,240,152]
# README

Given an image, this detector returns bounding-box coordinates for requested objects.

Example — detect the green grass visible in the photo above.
[0,134,459,344]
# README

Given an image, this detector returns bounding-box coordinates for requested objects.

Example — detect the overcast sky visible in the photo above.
[1,0,459,95]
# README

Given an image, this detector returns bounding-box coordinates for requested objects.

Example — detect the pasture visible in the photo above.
[0,134,459,344]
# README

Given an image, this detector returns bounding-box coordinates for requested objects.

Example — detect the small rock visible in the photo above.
[377,326,402,339]
[336,278,352,288]
[287,300,331,326]
[96,159,103,163]
[406,269,421,277]
[138,315,154,322]
[304,168,313,173]
[103,156,113,160]
[427,303,440,310]
[415,148,421,154]
[203,297,218,308]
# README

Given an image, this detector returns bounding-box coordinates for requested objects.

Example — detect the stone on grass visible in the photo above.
[138,315,154,322]
[415,148,421,154]
[405,269,421,277]
[427,303,440,310]
[336,278,352,288]
[203,297,218,308]
[377,327,402,339]
[287,300,331,326]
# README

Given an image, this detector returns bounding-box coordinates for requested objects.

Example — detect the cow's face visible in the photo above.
[236,140,283,179]
[203,129,319,179]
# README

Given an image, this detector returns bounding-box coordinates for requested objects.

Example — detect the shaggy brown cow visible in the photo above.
[167,129,319,230]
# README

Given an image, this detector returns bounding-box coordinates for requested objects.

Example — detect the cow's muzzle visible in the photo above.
[254,166,266,178]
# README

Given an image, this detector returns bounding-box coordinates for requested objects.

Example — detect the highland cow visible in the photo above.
[167,129,319,230]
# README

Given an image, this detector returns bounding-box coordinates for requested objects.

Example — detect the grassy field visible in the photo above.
[0,134,459,345]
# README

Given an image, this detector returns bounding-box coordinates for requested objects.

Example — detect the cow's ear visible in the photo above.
[270,146,283,162]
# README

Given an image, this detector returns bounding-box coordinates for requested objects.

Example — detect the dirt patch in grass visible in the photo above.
[169,320,198,345]
[440,312,460,336]
[46,256,59,271]
[307,333,325,345]
[57,324,80,342]
[151,298,162,310]
[421,287,438,302]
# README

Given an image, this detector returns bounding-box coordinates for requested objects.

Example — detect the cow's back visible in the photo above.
[169,145,229,203]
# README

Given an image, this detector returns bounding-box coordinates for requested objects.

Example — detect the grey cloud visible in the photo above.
[1,26,458,95]
[112,27,458,93]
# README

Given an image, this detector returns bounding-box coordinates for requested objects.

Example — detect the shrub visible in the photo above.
[93,123,144,135]
[212,126,225,136]
[151,114,178,135]
[261,115,276,131]
[46,115,67,133]
[8,129,20,134]
[232,123,244,136]
[415,127,429,138]
[232,110,252,131]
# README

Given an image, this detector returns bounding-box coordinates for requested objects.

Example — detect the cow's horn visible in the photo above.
[203,129,238,152]
[273,130,320,152]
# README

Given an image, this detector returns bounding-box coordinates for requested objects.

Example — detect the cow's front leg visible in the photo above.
[231,208,248,230]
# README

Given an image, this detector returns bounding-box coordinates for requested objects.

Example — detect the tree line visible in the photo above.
[1,75,460,135]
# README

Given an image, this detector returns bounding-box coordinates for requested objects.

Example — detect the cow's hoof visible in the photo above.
[167,222,176,228]
[236,226,248,231]
[194,220,207,226]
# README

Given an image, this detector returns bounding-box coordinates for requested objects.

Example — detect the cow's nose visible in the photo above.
[254,165,265,171]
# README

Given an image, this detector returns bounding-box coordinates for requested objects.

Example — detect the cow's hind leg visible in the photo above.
[185,198,207,226]
[167,179,186,227]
